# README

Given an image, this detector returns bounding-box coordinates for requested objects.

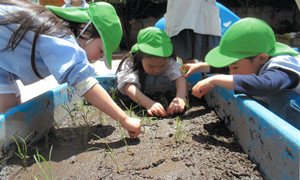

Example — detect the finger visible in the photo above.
[158,108,167,117]
[129,131,138,138]
[168,107,174,115]
[147,110,154,116]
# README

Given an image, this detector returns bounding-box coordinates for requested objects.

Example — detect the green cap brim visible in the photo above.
[206,42,299,68]
[46,2,123,69]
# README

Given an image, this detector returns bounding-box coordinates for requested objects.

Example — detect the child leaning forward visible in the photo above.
[182,18,300,129]
[116,27,187,117]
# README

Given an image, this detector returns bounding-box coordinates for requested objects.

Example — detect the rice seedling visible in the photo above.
[117,119,131,153]
[177,56,187,74]
[33,145,54,180]
[13,132,33,168]
[174,117,191,145]
[119,99,140,117]
[109,87,118,101]
[87,133,121,173]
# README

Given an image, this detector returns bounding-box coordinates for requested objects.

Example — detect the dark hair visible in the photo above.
[68,21,100,39]
[0,0,73,78]
[116,50,173,92]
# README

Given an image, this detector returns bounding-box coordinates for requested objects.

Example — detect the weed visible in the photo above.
[87,134,121,173]
[33,145,54,180]
[13,132,33,168]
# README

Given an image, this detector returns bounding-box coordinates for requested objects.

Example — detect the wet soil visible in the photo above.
[0,95,263,180]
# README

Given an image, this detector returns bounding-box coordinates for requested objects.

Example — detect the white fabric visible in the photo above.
[164,0,221,37]
[62,0,90,8]
[116,56,182,95]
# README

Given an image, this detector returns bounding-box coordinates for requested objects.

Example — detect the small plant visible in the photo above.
[174,117,191,145]
[139,109,158,126]
[13,132,33,168]
[119,99,140,117]
[177,56,187,74]
[109,87,118,101]
[117,119,131,153]
[87,134,121,173]
[33,145,54,180]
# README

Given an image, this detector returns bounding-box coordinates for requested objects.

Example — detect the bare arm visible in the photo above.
[168,76,187,115]
[83,83,141,137]
[192,74,234,98]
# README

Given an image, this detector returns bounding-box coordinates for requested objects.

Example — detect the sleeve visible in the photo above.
[234,69,299,96]
[37,34,97,96]
[116,58,141,95]
[162,59,182,81]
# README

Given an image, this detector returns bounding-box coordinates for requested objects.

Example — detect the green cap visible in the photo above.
[205,18,299,68]
[46,2,123,69]
[131,27,172,57]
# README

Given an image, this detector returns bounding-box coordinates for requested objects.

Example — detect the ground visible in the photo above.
[0,94,263,180]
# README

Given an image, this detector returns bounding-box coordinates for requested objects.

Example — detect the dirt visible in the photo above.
[0,94,263,180]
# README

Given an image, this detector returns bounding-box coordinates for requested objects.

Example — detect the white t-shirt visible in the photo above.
[164,0,221,37]
[116,56,182,95]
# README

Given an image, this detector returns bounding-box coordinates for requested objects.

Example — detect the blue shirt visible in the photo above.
[0,4,96,95]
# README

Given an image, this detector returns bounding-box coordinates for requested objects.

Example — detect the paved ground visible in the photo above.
[19,59,122,103]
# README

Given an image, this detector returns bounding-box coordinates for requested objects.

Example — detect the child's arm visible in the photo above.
[181,62,211,78]
[124,83,168,117]
[168,76,186,115]
[192,74,234,99]
[83,83,141,138]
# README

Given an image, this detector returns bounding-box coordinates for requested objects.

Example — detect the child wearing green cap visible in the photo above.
[0,0,141,137]
[182,18,300,128]
[116,27,187,117]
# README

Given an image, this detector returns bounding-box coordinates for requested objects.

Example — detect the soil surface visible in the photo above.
[0,94,263,180]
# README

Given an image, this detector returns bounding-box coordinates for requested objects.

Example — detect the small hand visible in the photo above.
[121,117,141,138]
[167,97,186,115]
[147,101,167,117]
[191,78,214,99]
[180,63,197,78]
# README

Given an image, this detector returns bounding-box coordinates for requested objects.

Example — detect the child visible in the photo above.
[182,18,300,128]
[0,0,141,137]
[116,27,187,117]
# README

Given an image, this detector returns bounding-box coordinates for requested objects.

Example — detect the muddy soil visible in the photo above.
[0,95,263,180]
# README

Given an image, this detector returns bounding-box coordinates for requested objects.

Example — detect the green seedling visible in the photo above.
[109,87,118,101]
[33,145,54,180]
[119,99,140,117]
[117,119,131,153]
[13,132,33,168]
[177,56,187,74]
[174,117,191,145]
[139,109,158,126]
[87,133,121,173]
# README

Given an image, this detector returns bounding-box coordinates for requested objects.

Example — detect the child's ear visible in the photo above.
[258,53,269,65]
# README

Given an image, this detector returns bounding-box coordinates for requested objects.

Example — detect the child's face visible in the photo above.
[228,55,267,75]
[142,57,169,76]
[77,24,104,62]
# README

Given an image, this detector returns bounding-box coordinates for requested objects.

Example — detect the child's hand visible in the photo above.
[191,78,214,99]
[180,63,197,78]
[120,117,141,138]
[167,97,185,115]
[147,101,167,117]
